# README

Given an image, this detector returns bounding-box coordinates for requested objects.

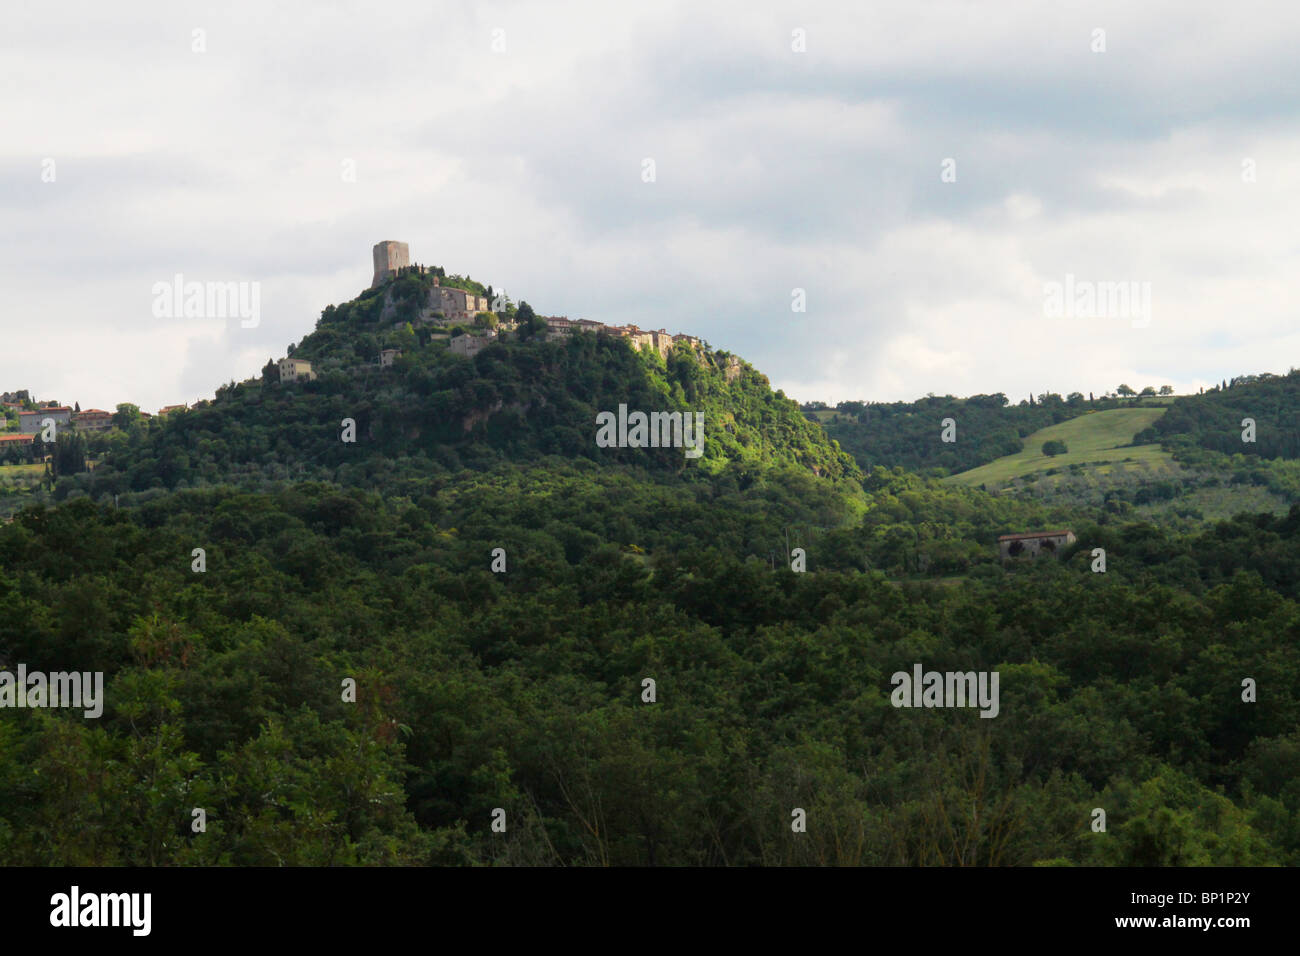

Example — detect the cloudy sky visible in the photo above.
[4,0,1299,413]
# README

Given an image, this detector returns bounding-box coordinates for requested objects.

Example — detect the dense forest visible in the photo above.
[2,279,1298,866]
[2,471,1297,865]
[1140,370,1300,463]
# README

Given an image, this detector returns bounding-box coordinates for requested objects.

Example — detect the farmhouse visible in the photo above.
[998,530,1076,560]
[278,357,317,383]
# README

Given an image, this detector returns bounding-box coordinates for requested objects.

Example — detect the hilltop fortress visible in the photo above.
[368,241,707,363]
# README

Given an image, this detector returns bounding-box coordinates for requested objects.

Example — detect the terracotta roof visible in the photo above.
[0,434,35,443]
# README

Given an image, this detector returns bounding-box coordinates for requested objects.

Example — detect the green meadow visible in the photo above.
[947,407,1176,487]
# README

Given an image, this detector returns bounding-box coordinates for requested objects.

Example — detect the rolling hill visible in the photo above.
[947,407,1176,488]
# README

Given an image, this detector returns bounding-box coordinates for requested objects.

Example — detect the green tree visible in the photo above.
[112,403,142,430]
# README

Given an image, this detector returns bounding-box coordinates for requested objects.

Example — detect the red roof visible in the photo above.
[0,434,35,443]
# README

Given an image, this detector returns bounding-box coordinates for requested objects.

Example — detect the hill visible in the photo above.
[68,280,859,500]
[805,392,1141,477]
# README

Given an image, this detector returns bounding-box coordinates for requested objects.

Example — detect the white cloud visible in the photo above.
[3,0,1300,412]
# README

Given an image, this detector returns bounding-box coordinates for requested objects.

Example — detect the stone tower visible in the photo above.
[371,240,410,288]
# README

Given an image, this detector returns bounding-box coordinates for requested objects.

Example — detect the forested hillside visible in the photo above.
[65,292,857,498]
[1140,370,1300,462]
[3,473,1298,865]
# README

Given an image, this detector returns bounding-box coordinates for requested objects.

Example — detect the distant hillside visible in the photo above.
[804,393,1140,476]
[945,401,1300,526]
[806,380,1300,527]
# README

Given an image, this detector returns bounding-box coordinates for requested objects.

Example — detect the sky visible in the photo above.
[3,0,1300,413]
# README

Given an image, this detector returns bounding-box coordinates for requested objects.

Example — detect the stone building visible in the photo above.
[998,530,1076,560]
[429,278,490,325]
[449,331,495,357]
[278,357,317,383]
[380,348,402,368]
[372,241,411,288]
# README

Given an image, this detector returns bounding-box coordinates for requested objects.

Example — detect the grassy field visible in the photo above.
[0,463,45,481]
[946,407,1176,487]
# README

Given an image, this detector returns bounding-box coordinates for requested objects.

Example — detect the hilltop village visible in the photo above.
[1,241,722,467]
[360,240,704,363]
[1,392,199,460]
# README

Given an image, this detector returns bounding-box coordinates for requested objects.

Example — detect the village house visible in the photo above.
[157,404,188,416]
[73,409,114,432]
[998,530,1076,560]
[278,357,317,383]
[0,434,36,463]
[18,406,71,434]
[380,348,402,368]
